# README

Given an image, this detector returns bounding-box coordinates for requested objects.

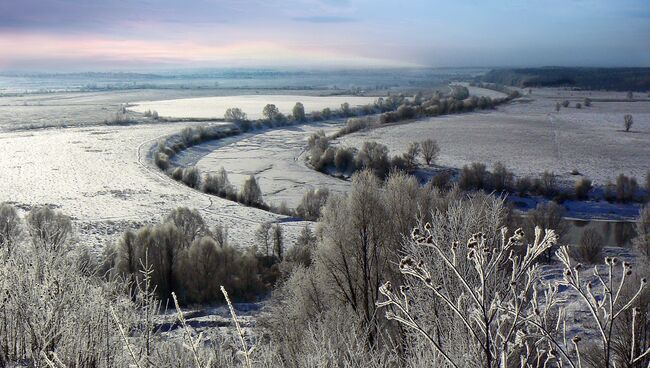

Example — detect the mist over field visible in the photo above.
[1,1,650,367]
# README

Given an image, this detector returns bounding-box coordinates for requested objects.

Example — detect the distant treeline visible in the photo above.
[481,67,650,91]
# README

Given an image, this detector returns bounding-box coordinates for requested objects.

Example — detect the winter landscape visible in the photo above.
[1,1,650,367]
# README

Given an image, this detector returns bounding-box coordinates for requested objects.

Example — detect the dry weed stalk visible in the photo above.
[378,224,650,368]
[221,285,253,368]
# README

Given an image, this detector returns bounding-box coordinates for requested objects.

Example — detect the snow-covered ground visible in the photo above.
[334,89,650,187]
[0,121,309,250]
[178,121,351,208]
[130,95,377,120]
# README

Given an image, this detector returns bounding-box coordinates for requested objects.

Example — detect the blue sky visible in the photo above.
[0,0,648,70]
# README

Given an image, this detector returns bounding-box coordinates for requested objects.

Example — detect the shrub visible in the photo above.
[555,102,561,112]
[516,176,533,196]
[341,117,372,135]
[321,107,332,119]
[604,180,617,202]
[340,102,351,117]
[627,91,634,100]
[334,147,355,172]
[576,102,582,109]
[239,175,265,207]
[285,225,316,268]
[575,177,592,200]
[562,100,570,107]
[576,228,604,264]
[310,110,322,121]
[177,237,263,303]
[402,142,421,172]
[170,166,183,181]
[355,141,390,178]
[396,104,416,120]
[491,162,513,192]
[379,111,397,124]
[420,139,440,166]
[390,155,408,172]
[450,85,469,100]
[624,114,633,132]
[430,170,453,191]
[224,107,247,122]
[26,206,72,253]
[181,166,201,189]
[154,152,170,170]
[458,162,489,190]
[535,170,557,196]
[292,102,306,122]
[584,97,592,107]
[0,202,21,254]
[296,188,330,221]
[203,167,234,197]
[616,173,638,202]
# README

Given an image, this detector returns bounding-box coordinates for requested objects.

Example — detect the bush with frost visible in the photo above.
[296,188,329,221]
[239,175,265,208]
[181,166,201,189]
[0,202,21,255]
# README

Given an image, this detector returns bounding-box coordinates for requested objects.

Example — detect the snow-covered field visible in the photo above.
[0,121,308,250]
[130,95,377,120]
[335,89,650,186]
[180,121,351,208]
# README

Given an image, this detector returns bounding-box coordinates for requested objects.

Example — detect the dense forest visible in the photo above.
[482,67,650,91]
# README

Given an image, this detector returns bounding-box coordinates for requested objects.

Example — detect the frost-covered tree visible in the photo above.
[239,175,264,207]
[224,107,247,122]
[292,102,306,122]
[262,104,280,121]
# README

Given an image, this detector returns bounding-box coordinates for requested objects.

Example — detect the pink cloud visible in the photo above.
[0,32,417,69]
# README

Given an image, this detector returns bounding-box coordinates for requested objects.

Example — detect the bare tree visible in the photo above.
[576,228,604,263]
[624,114,634,132]
[420,139,440,166]
[402,142,421,172]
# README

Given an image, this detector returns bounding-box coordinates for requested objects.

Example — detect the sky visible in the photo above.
[0,0,649,71]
